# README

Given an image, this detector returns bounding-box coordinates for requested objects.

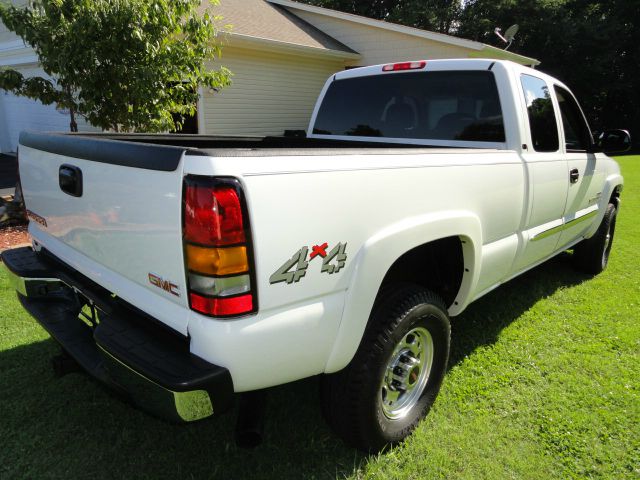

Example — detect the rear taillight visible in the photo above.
[382,61,427,72]
[183,177,256,317]
[184,185,245,245]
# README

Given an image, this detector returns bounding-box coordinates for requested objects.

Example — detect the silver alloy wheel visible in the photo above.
[380,326,434,420]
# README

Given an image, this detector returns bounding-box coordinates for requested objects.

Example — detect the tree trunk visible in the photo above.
[65,86,78,132]
[69,106,78,132]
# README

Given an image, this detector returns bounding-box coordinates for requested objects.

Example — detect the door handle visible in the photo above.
[59,164,83,197]
[569,168,580,184]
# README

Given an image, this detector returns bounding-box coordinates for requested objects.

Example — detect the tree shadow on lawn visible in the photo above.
[0,253,592,479]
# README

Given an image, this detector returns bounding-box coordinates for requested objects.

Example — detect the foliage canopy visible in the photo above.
[0,0,231,132]
[303,0,640,147]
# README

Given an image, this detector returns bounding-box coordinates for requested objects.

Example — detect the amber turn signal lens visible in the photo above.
[186,245,249,276]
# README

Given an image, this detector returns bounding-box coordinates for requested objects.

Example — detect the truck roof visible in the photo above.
[334,58,540,82]
[328,58,573,117]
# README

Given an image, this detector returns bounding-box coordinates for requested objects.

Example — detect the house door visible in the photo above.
[169,82,199,134]
[171,110,198,134]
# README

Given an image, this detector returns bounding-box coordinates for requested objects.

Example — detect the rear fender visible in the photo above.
[324,211,482,373]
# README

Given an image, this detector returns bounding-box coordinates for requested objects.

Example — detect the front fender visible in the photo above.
[324,210,482,373]
[583,172,623,239]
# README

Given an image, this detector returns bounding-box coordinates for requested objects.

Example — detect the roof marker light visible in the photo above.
[382,61,427,72]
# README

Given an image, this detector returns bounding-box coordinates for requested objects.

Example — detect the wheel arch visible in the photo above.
[324,211,482,373]
[610,183,623,207]
[584,173,623,239]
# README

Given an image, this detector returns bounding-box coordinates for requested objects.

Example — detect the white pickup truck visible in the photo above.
[3,59,629,451]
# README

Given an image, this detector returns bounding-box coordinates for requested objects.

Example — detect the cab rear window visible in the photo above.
[312,71,505,143]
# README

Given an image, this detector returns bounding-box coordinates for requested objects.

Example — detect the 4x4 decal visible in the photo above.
[269,242,347,285]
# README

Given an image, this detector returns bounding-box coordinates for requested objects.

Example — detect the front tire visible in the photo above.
[573,202,618,274]
[321,284,451,452]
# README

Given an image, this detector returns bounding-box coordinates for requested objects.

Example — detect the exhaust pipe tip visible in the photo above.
[235,429,263,449]
[235,390,267,449]
[51,350,82,378]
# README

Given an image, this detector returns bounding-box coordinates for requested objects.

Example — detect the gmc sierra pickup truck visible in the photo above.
[2,59,629,451]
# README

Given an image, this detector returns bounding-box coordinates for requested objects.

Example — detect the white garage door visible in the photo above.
[0,90,98,153]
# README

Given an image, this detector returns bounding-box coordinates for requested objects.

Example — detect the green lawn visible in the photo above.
[1,157,638,479]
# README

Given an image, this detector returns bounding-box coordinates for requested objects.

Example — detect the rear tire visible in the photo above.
[573,202,617,274]
[321,284,450,452]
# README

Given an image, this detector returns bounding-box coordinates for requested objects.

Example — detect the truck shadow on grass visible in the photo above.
[0,253,592,480]
[448,252,592,368]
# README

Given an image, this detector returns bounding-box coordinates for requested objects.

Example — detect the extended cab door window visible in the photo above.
[520,74,559,152]
[554,85,593,152]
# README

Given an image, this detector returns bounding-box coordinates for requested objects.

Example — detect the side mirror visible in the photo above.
[596,129,631,154]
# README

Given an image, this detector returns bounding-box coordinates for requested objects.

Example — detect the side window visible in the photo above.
[520,75,559,152]
[554,86,593,151]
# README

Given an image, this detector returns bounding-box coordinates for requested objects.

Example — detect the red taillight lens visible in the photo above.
[183,177,256,318]
[184,185,245,246]
[189,292,253,316]
[382,61,427,72]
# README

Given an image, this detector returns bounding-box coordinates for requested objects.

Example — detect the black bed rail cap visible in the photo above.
[19,131,193,171]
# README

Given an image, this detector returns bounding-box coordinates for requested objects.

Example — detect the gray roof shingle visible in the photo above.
[202,0,357,54]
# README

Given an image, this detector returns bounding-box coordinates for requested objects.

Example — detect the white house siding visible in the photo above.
[284,9,474,66]
[0,26,20,45]
[0,91,10,152]
[0,45,35,66]
[202,46,345,135]
[0,65,97,152]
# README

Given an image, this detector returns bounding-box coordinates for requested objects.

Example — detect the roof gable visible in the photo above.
[267,0,539,66]
[206,0,356,55]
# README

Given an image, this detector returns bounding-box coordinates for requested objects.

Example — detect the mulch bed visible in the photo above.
[0,224,30,251]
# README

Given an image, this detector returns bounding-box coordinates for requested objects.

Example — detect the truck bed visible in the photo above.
[29,131,479,155]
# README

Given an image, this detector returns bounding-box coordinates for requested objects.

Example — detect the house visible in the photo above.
[0,0,539,152]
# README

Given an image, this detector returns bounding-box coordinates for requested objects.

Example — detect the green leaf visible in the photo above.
[0,0,231,132]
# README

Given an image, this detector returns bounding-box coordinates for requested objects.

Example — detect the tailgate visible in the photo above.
[18,132,192,334]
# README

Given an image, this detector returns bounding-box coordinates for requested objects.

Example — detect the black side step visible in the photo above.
[2,246,52,277]
[95,311,232,394]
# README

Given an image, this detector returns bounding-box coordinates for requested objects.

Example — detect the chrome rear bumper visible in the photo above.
[1,246,234,423]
